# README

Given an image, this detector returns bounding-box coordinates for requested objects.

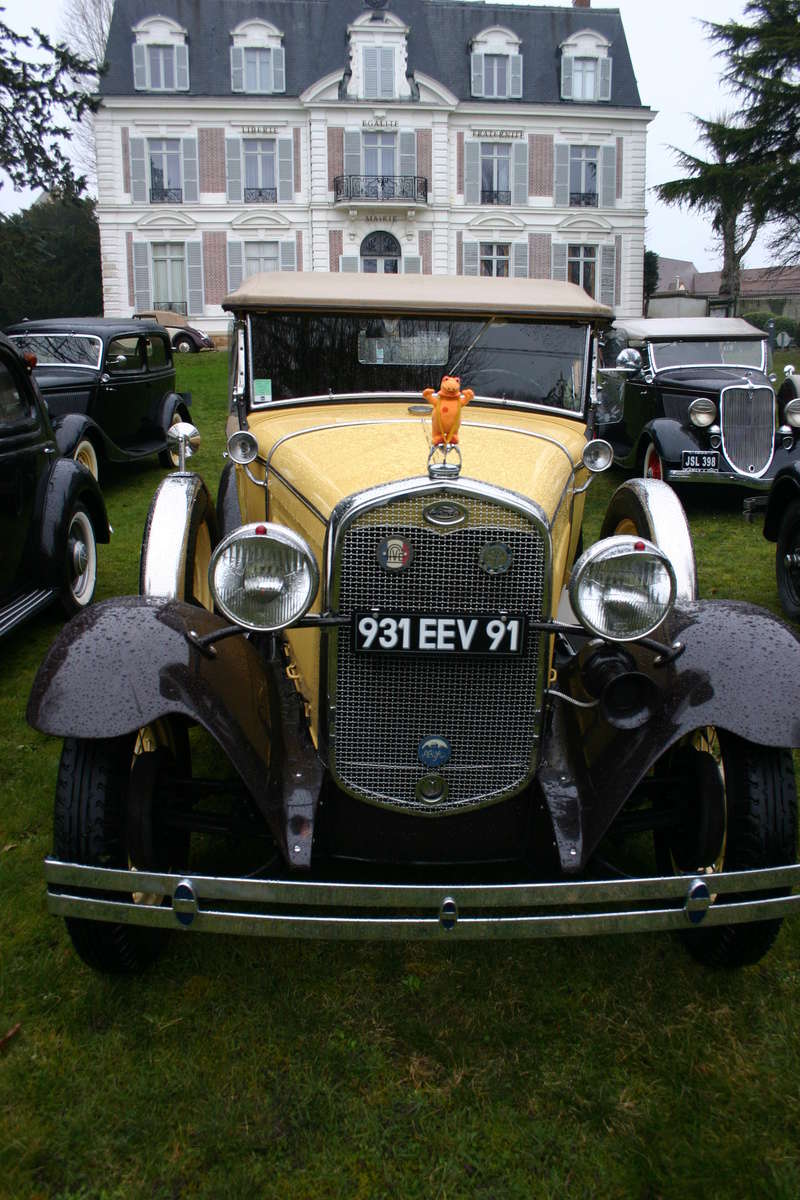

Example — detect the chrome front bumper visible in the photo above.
[666,468,773,489]
[45,858,800,941]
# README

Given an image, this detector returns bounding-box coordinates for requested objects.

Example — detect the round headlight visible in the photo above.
[688,397,717,427]
[569,535,677,641]
[582,438,613,473]
[209,523,319,631]
[227,430,259,465]
[784,397,800,428]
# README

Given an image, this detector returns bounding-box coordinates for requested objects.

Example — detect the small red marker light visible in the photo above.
[255,524,267,535]
[634,540,646,551]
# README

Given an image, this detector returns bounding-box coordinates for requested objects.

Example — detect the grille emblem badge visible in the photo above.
[377,537,413,572]
[423,501,468,529]
[479,542,514,576]
[418,736,452,769]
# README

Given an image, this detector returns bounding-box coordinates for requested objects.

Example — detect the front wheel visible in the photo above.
[53,720,190,973]
[60,505,98,615]
[655,728,797,967]
[73,438,99,480]
[174,334,195,354]
[775,497,800,621]
[158,409,185,468]
[642,440,664,481]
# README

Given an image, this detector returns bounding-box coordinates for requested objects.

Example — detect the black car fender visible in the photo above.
[25,597,321,866]
[541,599,800,873]
[763,463,800,541]
[639,417,700,465]
[156,390,192,435]
[50,412,99,460]
[35,458,111,588]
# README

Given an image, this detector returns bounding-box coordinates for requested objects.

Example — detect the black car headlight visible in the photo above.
[209,523,319,631]
[569,536,676,641]
[688,397,717,427]
[784,397,800,428]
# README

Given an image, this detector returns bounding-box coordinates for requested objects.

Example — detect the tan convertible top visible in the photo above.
[224,271,612,319]
[615,317,764,341]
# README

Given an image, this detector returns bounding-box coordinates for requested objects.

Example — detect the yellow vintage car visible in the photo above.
[28,273,800,972]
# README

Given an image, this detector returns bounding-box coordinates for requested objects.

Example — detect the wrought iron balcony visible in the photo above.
[480,189,511,206]
[152,300,188,315]
[244,187,278,204]
[334,175,428,204]
[570,191,599,207]
[150,187,183,204]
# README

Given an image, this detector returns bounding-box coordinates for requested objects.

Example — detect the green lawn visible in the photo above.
[1,351,798,1200]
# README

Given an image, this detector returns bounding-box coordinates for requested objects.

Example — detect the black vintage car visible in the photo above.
[597,317,799,487]
[761,458,800,621]
[4,318,192,479]
[0,333,110,638]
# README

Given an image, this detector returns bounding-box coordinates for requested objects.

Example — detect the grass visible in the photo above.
[1,350,799,1200]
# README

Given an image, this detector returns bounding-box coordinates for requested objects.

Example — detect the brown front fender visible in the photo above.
[26,597,322,868]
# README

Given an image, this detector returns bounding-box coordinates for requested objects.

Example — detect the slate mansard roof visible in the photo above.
[102,0,643,108]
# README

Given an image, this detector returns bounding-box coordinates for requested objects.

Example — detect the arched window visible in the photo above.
[360,231,401,274]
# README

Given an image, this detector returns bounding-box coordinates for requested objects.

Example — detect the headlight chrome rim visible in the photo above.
[582,438,614,473]
[569,535,677,642]
[784,397,800,429]
[227,430,260,465]
[209,522,319,632]
[688,397,717,428]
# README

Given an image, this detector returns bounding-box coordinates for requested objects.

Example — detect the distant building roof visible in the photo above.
[654,259,800,301]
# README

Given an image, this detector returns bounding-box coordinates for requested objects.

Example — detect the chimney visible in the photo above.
[573,1,591,7]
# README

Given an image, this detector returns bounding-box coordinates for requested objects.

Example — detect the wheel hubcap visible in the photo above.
[71,537,88,576]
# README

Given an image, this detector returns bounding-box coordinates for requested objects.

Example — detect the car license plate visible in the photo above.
[681,451,719,470]
[353,612,526,655]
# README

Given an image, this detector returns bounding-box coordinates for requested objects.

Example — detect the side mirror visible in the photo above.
[167,420,201,471]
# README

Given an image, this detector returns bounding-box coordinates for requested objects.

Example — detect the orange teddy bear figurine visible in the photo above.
[422,375,474,446]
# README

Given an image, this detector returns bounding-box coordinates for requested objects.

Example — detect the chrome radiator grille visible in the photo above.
[329,490,548,814]
[720,385,775,477]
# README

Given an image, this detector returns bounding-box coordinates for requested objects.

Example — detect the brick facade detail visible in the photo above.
[199,128,226,193]
[202,231,227,304]
[328,128,343,191]
[529,233,552,279]
[529,135,554,197]
[416,130,432,193]
[329,229,343,271]
[419,229,432,275]
[296,230,303,271]
[456,230,463,275]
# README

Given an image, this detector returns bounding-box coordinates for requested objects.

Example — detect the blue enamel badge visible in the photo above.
[418,736,452,769]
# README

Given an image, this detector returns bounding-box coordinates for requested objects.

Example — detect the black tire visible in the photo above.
[60,504,98,616]
[54,722,190,973]
[174,334,195,354]
[776,497,800,621]
[655,728,797,967]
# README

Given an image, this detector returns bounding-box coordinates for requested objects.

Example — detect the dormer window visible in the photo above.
[230,20,285,95]
[346,9,411,102]
[560,29,612,102]
[470,27,522,99]
[132,18,189,92]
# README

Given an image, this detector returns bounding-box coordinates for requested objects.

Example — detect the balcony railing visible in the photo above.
[570,191,599,207]
[244,187,278,204]
[481,189,511,205]
[150,187,183,204]
[334,175,428,204]
[152,300,188,315]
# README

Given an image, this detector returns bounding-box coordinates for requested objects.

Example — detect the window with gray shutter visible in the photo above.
[512,242,528,278]
[512,140,528,205]
[226,138,242,203]
[132,242,151,309]
[379,47,394,98]
[599,145,616,208]
[552,243,567,281]
[182,139,198,202]
[273,46,285,92]
[363,47,378,99]
[599,57,612,101]
[277,137,293,203]
[399,130,416,181]
[403,256,421,273]
[176,44,189,91]
[186,242,203,313]
[130,137,147,203]
[510,54,522,98]
[600,243,616,307]
[470,52,484,97]
[554,143,569,207]
[340,256,359,272]
[133,44,147,90]
[227,240,243,292]
[560,55,573,100]
[464,141,480,205]
[463,241,479,275]
[279,240,296,271]
[344,130,361,178]
[230,46,244,92]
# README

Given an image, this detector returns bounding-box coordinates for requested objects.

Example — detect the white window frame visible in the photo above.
[560,29,612,102]
[132,18,189,92]
[230,21,285,95]
[470,27,522,99]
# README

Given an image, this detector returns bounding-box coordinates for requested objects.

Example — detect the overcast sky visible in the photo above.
[0,0,767,272]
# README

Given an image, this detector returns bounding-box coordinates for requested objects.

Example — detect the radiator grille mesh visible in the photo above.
[330,491,547,813]
[720,385,774,476]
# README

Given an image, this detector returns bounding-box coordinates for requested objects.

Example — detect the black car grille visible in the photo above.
[329,490,548,814]
[720,385,775,477]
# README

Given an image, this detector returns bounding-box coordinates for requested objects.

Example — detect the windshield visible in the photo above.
[249,313,589,413]
[650,338,765,372]
[9,333,102,369]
